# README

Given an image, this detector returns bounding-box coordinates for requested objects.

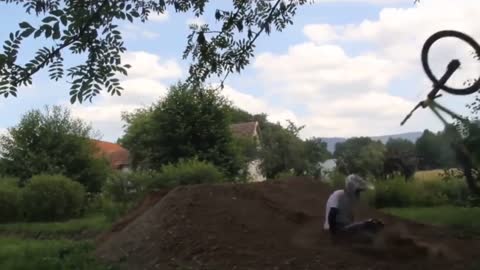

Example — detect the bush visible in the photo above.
[102,171,157,204]
[370,177,469,208]
[0,182,21,223]
[22,174,86,221]
[328,170,347,190]
[273,170,295,180]
[0,176,20,187]
[152,158,225,188]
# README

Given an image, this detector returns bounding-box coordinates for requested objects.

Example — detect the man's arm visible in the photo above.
[328,207,339,234]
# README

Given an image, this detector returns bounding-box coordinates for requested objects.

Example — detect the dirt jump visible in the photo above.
[95,177,480,270]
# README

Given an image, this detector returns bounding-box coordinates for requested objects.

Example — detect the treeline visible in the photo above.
[332,125,462,180]
[119,82,331,180]
[0,83,333,222]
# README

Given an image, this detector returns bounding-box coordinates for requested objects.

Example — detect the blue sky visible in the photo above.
[1,0,480,142]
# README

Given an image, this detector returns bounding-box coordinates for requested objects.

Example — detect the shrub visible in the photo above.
[370,176,469,208]
[328,170,347,190]
[0,182,21,222]
[273,170,295,180]
[21,174,86,221]
[152,158,225,188]
[0,176,20,187]
[102,171,156,204]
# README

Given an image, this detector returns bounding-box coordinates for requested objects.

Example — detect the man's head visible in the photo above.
[345,174,370,199]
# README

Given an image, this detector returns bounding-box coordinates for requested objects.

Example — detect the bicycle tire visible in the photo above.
[421,30,480,95]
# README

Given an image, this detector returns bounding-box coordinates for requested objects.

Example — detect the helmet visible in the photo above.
[345,174,371,197]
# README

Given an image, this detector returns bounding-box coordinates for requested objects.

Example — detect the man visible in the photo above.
[324,174,383,238]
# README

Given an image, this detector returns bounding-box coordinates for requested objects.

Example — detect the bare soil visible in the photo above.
[95,177,480,270]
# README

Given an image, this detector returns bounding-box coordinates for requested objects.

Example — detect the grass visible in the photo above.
[0,214,111,237]
[0,237,115,270]
[384,206,480,236]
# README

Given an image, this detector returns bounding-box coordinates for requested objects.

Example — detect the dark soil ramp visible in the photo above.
[95,177,480,270]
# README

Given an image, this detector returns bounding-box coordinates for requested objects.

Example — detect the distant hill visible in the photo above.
[320,131,423,153]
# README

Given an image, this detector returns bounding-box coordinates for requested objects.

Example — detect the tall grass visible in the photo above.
[369,176,470,208]
[0,238,115,270]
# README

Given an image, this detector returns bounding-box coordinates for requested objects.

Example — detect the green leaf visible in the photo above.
[21,28,35,38]
[126,13,133,23]
[42,16,57,23]
[51,10,64,16]
[34,29,43,38]
[19,22,32,29]
[10,91,17,97]
[130,11,140,18]
[52,22,60,39]
[45,26,52,38]
[70,94,77,104]
[60,16,68,26]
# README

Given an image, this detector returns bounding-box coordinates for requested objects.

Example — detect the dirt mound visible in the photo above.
[96,189,170,243]
[95,177,480,270]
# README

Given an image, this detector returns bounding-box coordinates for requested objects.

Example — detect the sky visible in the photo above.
[1,0,480,142]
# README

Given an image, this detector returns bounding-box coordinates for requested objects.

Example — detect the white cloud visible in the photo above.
[253,0,480,138]
[149,11,169,22]
[122,24,160,40]
[313,0,412,4]
[221,85,299,125]
[69,51,181,141]
[186,17,206,26]
[122,51,182,80]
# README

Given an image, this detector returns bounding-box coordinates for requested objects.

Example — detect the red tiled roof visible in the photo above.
[230,121,258,138]
[91,140,130,169]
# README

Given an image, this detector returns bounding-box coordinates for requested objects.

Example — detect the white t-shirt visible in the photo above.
[324,190,354,230]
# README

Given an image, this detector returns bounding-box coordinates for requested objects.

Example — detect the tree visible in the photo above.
[304,138,331,178]
[384,138,417,181]
[0,105,110,192]
[415,129,456,170]
[0,0,308,102]
[119,82,241,176]
[334,137,385,178]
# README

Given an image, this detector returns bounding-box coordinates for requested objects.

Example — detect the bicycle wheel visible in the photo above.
[421,30,480,95]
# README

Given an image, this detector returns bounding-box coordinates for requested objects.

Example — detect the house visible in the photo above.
[91,139,130,172]
[230,121,266,182]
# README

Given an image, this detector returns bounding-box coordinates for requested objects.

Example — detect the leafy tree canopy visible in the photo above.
[0,105,110,192]
[0,0,308,102]
[119,82,241,176]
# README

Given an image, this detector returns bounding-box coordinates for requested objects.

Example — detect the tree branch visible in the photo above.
[11,0,110,87]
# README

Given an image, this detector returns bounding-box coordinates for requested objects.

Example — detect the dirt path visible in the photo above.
[95,177,480,270]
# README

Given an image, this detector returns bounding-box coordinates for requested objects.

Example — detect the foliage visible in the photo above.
[231,136,260,181]
[0,182,22,223]
[415,128,457,170]
[334,137,386,178]
[120,83,241,176]
[227,106,255,124]
[0,214,110,237]
[384,138,417,180]
[385,207,480,236]
[0,0,307,102]
[0,238,116,270]
[151,158,225,188]
[327,170,348,190]
[370,176,469,208]
[304,138,331,178]
[21,174,86,222]
[273,170,296,180]
[0,105,111,192]
[102,171,154,205]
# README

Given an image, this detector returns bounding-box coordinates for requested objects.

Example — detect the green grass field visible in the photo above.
[384,206,480,236]
[0,213,114,269]
[0,214,110,237]
[0,237,114,270]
